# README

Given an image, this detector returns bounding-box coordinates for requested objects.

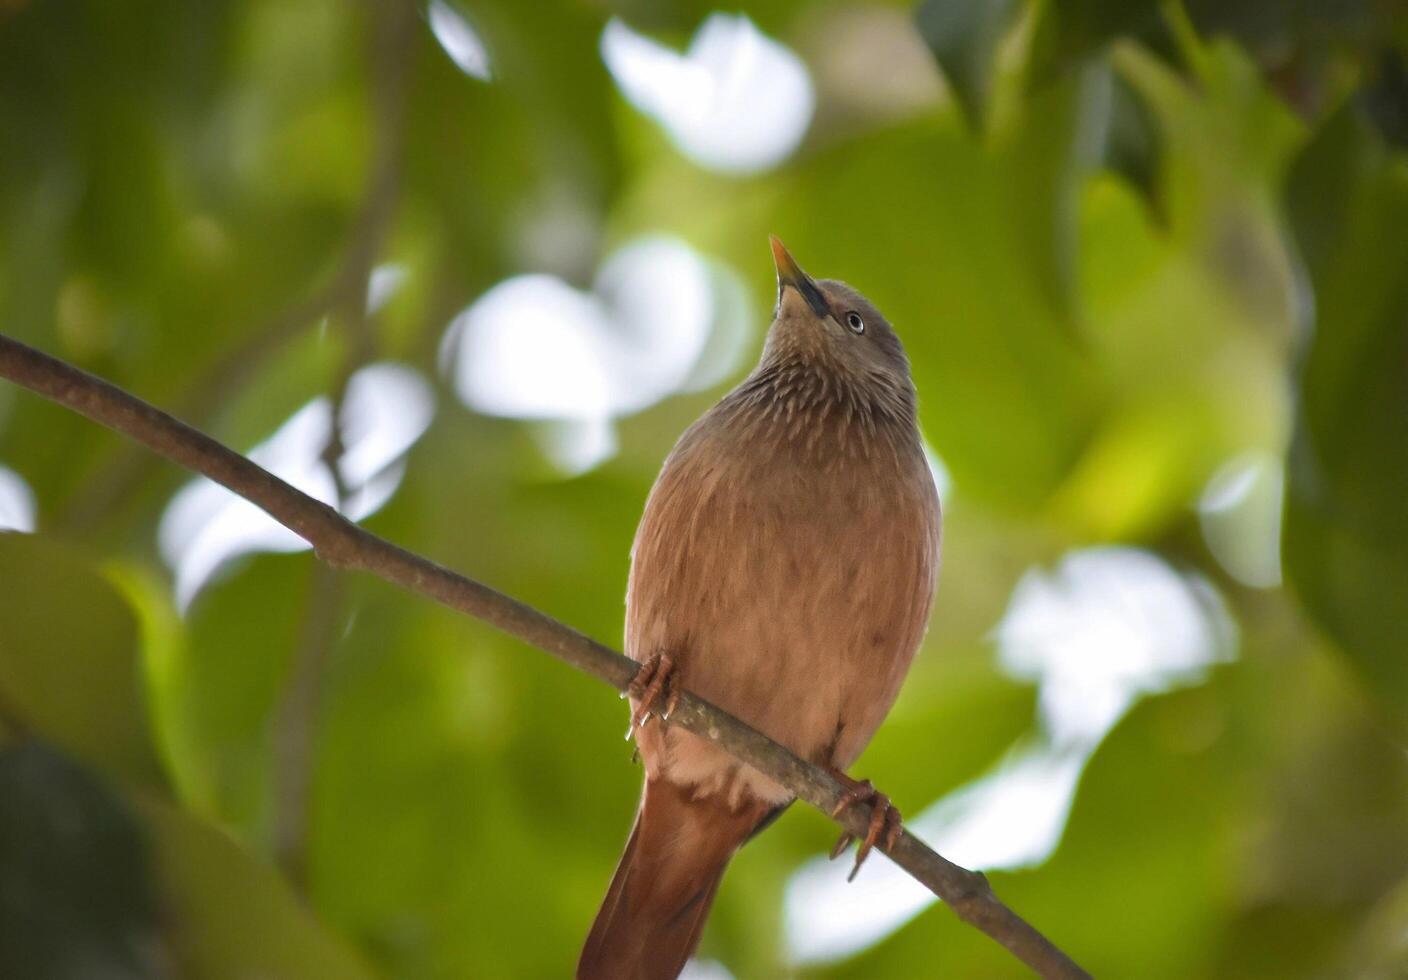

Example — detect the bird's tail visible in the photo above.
[577,777,767,980]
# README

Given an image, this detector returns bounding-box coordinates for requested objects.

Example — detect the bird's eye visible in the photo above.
[845,311,865,335]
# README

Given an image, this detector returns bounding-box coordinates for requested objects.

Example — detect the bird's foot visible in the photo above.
[623,652,681,739]
[827,770,902,882]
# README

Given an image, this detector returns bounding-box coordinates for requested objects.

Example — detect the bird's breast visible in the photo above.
[626,409,940,801]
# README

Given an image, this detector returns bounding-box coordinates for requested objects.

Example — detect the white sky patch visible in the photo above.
[601,14,814,174]
[680,959,736,980]
[529,417,619,477]
[785,547,1235,965]
[997,548,1234,746]
[678,260,752,395]
[159,364,434,611]
[0,464,36,533]
[1198,451,1283,589]
[429,0,492,81]
[440,236,751,474]
[446,274,615,419]
[366,263,407,316]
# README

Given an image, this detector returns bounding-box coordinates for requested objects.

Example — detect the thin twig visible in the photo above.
[269,0,417,886]
[0,333,1094,980]
[55,0,415,536]
[271,561,348,886]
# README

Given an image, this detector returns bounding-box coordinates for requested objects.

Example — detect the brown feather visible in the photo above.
[577,779,771,980]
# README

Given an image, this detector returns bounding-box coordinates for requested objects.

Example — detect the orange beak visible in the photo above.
[769,236,831,319]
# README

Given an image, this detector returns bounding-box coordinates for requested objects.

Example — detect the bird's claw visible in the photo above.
[827,773,902,882]
[623,652,681,740]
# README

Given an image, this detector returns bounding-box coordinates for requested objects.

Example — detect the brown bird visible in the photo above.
[578,238,942,980]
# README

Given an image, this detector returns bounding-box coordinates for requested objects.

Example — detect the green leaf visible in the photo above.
[1283,105,1408,727]
[164,551,312,837]
[999,62,1111,322]
[139,795,381,980]
[0,533,163,787]
[1028,0,1164,85]
[0,741,166,980]
[0,736,379,980]
[1340,871,1408,978]
[1361,49,1408,149]
[913,0,1022,130]
[1102,69,1164,213]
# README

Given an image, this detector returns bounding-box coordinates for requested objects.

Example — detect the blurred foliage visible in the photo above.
[1283,104,1408,729]
[1,0,1407,978]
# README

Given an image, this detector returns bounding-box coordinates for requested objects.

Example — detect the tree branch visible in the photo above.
[0,332,1093,980]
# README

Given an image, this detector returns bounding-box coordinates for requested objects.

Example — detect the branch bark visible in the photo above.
[0,332,1093,980]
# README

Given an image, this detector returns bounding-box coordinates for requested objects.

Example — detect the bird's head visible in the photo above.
[765,236,912,390]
